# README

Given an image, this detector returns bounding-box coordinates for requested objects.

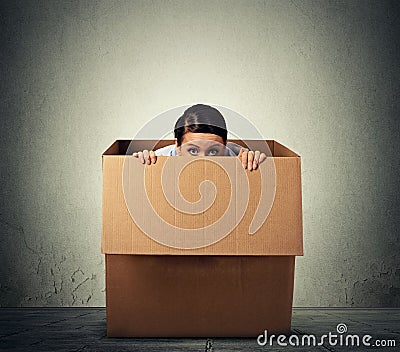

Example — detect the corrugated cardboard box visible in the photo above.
[102,139,303,337]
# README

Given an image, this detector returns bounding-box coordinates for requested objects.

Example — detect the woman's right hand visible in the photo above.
[132,150,157,164]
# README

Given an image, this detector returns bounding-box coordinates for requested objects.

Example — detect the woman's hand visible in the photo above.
[132,150,157,164]
[238,149,267,171]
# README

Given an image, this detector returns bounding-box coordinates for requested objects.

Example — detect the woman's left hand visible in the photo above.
[238,149,267,170]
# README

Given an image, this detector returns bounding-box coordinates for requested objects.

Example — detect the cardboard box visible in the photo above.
[102,139,303,337]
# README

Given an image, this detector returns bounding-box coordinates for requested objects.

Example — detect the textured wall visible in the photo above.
[0,0,399,307]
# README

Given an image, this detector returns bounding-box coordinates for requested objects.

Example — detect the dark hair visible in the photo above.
[174,104,227,146]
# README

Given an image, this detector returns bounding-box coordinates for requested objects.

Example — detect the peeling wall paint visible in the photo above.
[0,0,399,307]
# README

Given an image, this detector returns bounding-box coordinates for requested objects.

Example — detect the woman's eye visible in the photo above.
[188,148,198,155]
[207,149,219,156]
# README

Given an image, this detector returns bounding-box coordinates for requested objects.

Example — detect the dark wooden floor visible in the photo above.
[0,308,399,351]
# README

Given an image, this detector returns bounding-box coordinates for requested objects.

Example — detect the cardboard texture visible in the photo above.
[102,139,303,337]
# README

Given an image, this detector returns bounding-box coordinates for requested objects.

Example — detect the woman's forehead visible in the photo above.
[181,132,224,145]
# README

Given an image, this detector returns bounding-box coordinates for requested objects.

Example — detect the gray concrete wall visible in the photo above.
[0,0,399,307]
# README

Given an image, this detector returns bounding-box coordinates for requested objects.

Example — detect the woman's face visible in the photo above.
[176,132,226,156]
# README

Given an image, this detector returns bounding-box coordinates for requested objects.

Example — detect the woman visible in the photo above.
[133,104,267,170]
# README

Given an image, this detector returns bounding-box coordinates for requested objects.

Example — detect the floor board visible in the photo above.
[0,308,398,351]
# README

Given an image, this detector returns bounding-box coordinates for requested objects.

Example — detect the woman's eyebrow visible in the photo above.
[187,143,200,148]
[208,143,223,148]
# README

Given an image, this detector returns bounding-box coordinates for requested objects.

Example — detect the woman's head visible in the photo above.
[174,104,227,145]
[174,104,228,156]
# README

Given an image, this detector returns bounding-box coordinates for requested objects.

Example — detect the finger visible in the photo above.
[138,151,144,164]
[143,150,150,165]
[132,152,138,157]
[150,150,157,164]
[241,151,248,169]
[253,150,260,169]
[259,153,267,164]
[247,151,254,171]
[238,148,244,157]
